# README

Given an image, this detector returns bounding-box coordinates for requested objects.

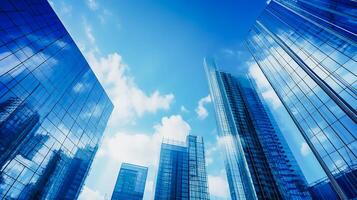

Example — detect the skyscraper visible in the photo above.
[204,59,311,200]
[245,0,356,199]
[0,0,113,199]
[111,163,148,200]
[308,166,357,200]
[154,135,210,200]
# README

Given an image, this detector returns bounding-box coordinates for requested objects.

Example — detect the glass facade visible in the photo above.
[154,135,209,200]
[308,167,357,200]
[0,0,113,199]
[111,163,148,200]
[245,0,356,199]
[204,59,311,200]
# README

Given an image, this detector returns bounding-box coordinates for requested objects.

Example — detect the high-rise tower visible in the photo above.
[0,1,113,199]
[204,59,311,200]
[154,135,210,200]
[245,0,356,199]
[111,163,148,200]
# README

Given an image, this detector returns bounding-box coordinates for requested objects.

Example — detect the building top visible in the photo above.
[121,162,148,171]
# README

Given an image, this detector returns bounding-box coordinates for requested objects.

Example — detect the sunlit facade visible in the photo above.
[154,135,209,200]
[111,163,148,200]
[0,0,113,199]
[245,0,356,199]
[204,59,311,200]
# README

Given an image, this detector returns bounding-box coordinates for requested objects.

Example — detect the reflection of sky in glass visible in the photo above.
[205,59,312,199]
[0,1,113,199]
[246,0,356,199]
[154,135,209,200]
[112,163,148,200]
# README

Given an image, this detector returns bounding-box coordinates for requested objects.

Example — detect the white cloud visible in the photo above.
[300,142,311,156]
[222,48,243,57]
[180,105,189,113]
[93,115,190,199]
[205,145,217,166]
[98,115,190,165]
[87,0,98,10]
[85,51,174,126]
[98,9,112,24]
[195,95,212,120]
[78,186,104,200]
[61,3,72,15]
[99,132,155,166]
[208,175,229,198]
[154,115,191,142]
[84,22,96,46]
[222,48,235,56]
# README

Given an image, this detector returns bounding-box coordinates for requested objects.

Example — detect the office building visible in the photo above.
[204,59,311,200]
[0,0,113,199]
[245,0,356,199]
[111,163,148,200]
[154,135,209,200]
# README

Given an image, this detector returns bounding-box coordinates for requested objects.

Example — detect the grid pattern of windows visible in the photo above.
[188,135,210,200]
[204,59,256,200]
[111,163,148,200]
[308,167,357,200]
[204,59,311,200]
[240,77,311,199]
[154,135,209,200]
[0,1,113,199]
[245,0,356,199]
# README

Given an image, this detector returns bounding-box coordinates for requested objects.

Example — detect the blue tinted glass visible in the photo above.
[245,0,357,199]
[154,135,209,200]
[0,1,113,199]
[204,60,311,200]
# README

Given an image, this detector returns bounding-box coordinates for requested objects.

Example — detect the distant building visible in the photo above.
[204,59,311,200]
[245,0,356,198]
[0,0,113,199]
[154,135,210,200]
[111,163,148,200]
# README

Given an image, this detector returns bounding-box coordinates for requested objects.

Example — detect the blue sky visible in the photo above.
[50,0,325,199]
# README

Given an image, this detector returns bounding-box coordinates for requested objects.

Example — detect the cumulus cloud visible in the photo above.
[195,95,212,120]
[208,175,230,198]
[78,186,104,200]
[85,51,174,126]
[98,115,191,165]
[300,142,311,156]
[205,145,217,166]
[91,115,190,199]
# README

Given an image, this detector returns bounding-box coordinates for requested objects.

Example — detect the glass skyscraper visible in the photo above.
[204,59,311,200]
[245,0,356,199]
[154,135,209,200]
[111,163,148,200]
[308,167,357,200]
[0,0,113,199]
